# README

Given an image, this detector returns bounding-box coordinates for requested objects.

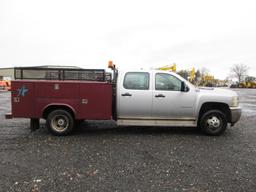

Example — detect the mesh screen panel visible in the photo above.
[14,68,106,82]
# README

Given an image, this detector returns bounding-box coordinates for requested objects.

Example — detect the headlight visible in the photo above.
[231,96,239,107]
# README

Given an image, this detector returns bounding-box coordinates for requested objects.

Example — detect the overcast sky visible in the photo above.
[0,0,256,79]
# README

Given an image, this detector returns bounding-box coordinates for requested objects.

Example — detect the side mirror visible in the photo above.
[181,81,189,92]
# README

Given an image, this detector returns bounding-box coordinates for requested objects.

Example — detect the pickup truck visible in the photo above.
[6,65,241,136]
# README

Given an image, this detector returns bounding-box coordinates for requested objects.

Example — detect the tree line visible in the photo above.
[177,64,255,87]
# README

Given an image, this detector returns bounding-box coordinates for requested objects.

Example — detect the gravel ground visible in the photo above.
[0,89,255,192]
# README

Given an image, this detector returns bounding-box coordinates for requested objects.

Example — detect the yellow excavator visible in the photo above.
[239,81,256,88]
[157,63,177,72]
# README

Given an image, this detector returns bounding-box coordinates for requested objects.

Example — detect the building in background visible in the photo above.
[0,68,14,80]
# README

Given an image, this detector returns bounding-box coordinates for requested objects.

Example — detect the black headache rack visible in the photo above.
[14,67,112,82]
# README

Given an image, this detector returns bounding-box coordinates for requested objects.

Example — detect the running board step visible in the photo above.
[117,119,197,127]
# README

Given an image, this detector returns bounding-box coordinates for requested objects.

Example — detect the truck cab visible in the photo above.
[116,70,241,135]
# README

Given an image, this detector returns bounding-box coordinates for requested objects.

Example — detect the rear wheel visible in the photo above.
[200,110,227,136]
[46,109,74,136]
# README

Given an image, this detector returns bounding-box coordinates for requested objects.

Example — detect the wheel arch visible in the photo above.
[42,104,76,119]
[198,102,231,123]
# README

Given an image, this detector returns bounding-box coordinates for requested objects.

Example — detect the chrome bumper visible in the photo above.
[229,106,242,124]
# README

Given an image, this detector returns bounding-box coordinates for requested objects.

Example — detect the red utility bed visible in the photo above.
[10,80,113,120]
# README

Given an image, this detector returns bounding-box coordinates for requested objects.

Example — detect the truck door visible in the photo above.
[152,72,196,119]
[118,72,152,119]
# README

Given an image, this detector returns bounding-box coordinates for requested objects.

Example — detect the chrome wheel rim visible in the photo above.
[51,114,69,132]
[206,115,221,131]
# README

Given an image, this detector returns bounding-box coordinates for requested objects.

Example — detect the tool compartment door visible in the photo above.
[11,81,35,117]
[78,82,112,120]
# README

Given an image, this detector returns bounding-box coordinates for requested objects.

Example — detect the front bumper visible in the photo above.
[229,106,242,124]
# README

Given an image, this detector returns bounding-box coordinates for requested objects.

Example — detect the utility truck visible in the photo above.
[6,62,241,136]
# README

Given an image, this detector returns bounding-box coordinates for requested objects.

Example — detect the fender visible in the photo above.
[42,103,77,119]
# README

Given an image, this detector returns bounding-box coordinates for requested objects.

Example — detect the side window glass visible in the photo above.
[155,73,181,91]
[123,72,149,90]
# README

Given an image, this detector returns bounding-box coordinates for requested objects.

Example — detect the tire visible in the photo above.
[46,109,74,136]
[200,110,227,136]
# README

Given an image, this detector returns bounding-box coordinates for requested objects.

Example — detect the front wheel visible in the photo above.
[46,109,74,136]
[200,110,227,136]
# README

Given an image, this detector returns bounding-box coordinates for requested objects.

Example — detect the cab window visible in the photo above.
[123,72,149,90]
[155,73,182,91]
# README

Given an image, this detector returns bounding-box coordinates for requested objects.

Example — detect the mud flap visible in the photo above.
[30,118,39,132]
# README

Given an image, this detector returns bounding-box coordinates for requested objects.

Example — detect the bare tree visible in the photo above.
[230,64,248,83]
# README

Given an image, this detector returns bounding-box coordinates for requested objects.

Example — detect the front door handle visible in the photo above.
[121,93,132,96]
[155,94,165,98]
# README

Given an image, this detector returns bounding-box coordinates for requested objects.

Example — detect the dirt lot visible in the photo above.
[0,89,256,192]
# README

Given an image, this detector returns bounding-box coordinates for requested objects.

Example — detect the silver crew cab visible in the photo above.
[116,70,241,135]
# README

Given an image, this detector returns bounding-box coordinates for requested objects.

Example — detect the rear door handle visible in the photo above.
[155,94,165,98]
[121,93,132,96]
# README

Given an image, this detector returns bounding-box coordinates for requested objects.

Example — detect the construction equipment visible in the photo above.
[157,63,176,72]
[0,80,11,91]
[189,67,195,82]
[239,81,256,88]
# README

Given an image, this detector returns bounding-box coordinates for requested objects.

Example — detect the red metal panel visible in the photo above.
[34,81,80,117]
[35,81,79,98]
[11,81,35,118]
[35,99,79,118]
[10,80,112,120]
[78,82,112,120]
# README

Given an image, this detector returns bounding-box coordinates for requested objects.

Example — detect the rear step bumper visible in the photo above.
[5,113,13,119]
